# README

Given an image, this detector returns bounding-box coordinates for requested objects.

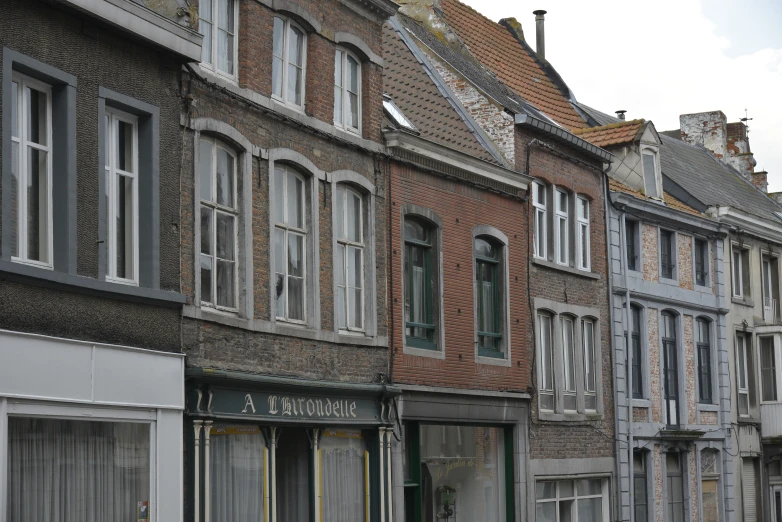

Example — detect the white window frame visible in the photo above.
[576,196,590,271]
[737,333,751,417]
[198,0,239,80]
[759,335,780,404]
[105,107,140,285]
[335,184,365,332]
[555,188,569,266]
[199,136,239,311]
[582,319,597,412]
[641,148,660,198]
[274,165,308,324]
[561,315,577,413]
[334,47,362,134]
[10,71,54,269]
[535,478,610,522]
[532,182,547,260]
[732,244,749,298]
[272,16,307,110]
[537,312,554,412]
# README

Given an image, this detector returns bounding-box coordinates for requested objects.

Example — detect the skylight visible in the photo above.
[383,95,418,133]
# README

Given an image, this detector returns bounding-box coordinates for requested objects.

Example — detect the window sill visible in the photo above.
[403,343,445,360]
[532,257,601,280]
[697,403,719,412]
[0,259,185,307]
[632,398,652,408]
[732,296,754,307]
[659,276,679,287]
[475,353,511,367]
[538,411,603,422]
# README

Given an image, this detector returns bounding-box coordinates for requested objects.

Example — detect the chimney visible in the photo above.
[752,171,769,193]
[615,110,627,121]
[725,121,757,180]
[680,111,727,160]
[533,10,546,61]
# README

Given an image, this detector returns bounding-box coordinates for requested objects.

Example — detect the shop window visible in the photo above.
[404,216,437,350]
[7,417,150,521]
[334,184,365,332]
[210,426,266,522]
[701,449,719,522]
[737,332,753,416]
[272,17,306,109]
[576,197,590,271]
[633,451,648,522]
[273,165,307,323]
[666,452,685,522]
[532,182,547,260]
[694,238,708,287]
[661,311,679,427]
[660,229,676,280]
[198,0,238,78]
[732,245,751,299]
[536,478,607,521]
[626,219,640,272]
[538,312,554,411]
[320,429,368,521]
[697,318,713,404]
[761,336,777,402]
[334,48,361,133]
[276,429,310,520]
[555,189,569,266]
[475,235,505,359]
[631,305,644,399]
[582,319,597,411]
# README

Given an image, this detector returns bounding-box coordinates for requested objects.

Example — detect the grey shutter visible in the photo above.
[743,458,758,522]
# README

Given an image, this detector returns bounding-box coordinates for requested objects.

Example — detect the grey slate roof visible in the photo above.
[660,134,782,221]
[573,102,620,127]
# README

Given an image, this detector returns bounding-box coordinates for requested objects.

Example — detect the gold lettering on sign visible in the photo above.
[262,395,360,419]
[307,399,315,416]
[282,397,292,416]
[268,396,278,414]
[242,394,256,414]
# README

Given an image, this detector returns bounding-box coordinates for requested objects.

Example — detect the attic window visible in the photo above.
[642,150,660,198]
[383,95,417,133]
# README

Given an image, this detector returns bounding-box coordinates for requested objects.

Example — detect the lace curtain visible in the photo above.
[210,427,265,522]
[320,430,366,522]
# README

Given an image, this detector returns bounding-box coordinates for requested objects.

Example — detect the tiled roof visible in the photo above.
[382,22,498,164]
[607,178,703,217]
[572,120,645,148]
[439,0,588,130]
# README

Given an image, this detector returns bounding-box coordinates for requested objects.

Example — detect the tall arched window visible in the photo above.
[334,184,364,331]
[273,164,307,322]
[404,217,435,349]
[661,311,679,427]
[475,235,503,357]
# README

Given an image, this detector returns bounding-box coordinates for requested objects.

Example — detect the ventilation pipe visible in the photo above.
[533,10,546,61]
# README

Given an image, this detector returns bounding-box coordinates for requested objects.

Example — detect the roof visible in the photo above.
[607,178,703,217]
[660,134,782,222]
[573,102,621,127]
[573,119,646,148]
[381,20,498,164]
[439,0,587,130]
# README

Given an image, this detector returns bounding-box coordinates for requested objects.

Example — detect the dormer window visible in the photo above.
[642,150,660,198]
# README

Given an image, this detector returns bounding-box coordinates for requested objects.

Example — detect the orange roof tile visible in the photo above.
[572,120,646,148]
[440,0,588,131]
[607,178,703,217]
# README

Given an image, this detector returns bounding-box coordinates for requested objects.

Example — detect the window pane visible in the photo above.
[348,190,361,242]
[210,426,265,522]
[577,498,603,522]
[536,503,556,522]
[273,167,284,224]
[115,175,134,278]
[475,237,496,259]
[273,17,284,57]
[217,30,234,75]
[702,479,719,522]
[26,147,49,262]
[288,276,304,320]
[11,80,19,138]
[643,153,657,197]
[404,219,428,243]
[201,20,213,64]
[334,51,343,125]
[321,430,366,522]
[288,172,304,228]
[335,186,345,238]
[276,429,310,522]
[216,259,235,308]
[216,212,235,261]
[200,139,213,202]
[216,147,234,208]
[10,141,19,257]
[336,245,346,330]
[348,246,362,329]
[558,217,567,263]
[272,18,284,97]
[580,223,589,268]
[26,87,48,146]
[117,120,134,173]
[478,262,496,332]
[274,228,285,317]
[201,254,213,303]
[583,321,595,393]
[563,319,575,392]
[288,64,303,105]
[217,0,233,32]
[289,26,304,67]
[288,232,303,278]
[288,234,304,320]
[348,92,358,129]
[9,418,151,522]
[761,337,777,402]
[539,314,553,390]
[347,56,359,128]
[201,207,212,255]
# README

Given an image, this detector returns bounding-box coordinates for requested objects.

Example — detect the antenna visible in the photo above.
[740,108,753,136]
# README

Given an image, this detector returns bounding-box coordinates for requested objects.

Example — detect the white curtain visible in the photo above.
[320,431,366,522]
[7,417,150,522]
[210,429,265,522]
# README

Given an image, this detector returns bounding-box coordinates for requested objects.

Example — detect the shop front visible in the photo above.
[0,329,185,522]
[186,369,399,522]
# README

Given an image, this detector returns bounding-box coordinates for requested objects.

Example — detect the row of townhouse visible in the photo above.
[0,0,779,521]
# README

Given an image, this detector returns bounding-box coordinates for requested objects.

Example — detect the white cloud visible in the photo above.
[459,0,782,191]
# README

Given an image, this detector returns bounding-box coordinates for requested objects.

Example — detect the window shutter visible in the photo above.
[743,458,758,522]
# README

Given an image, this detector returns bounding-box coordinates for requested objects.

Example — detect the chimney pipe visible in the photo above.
[533,10,546,61]
[615,110,627,121]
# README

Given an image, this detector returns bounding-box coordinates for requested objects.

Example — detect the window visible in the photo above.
[577,197,590,271]
[532,182,547,260]
[761,336,777,402]
[404,217,435,349]
[701,450,719,522]
[276,429,310,520]
[666,453,685,522]
[631,306,644,399]
[661,312,679,427]
[199,0,237,77]
[562,316,577,412]
[695,238,708,286]
[272,17,306,108]
[200,137,238,310]
[538,313,554,411]
[536,478,607,522]
[9,72,53,268]
[334,49,361,133]
[475,236,504,358]
[762,253,779,321]
[626,219,639,272]
[737,332,751,416]
[319,429,368,521]
[210,426,266,522]
[582,319,597,411]
[105,109,139,284]
[642,151,659,198]
[273,165,307,322]
[732,245,750,298]
[633,451,648,522]
[660,230,675,279]
[335,185,364,332]
[7,417,150,522]
[697,318,713,404]
[555,190,569,265]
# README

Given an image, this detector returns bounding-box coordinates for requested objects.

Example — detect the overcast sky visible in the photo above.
[459,0,782,192]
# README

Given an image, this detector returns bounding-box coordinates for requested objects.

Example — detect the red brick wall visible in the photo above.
[389,161,531,392]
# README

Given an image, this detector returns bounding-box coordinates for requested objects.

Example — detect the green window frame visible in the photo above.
[475,236,503,358]
[404,218,436,350]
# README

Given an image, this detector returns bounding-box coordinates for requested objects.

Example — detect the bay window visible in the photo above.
[555,189,569,266]
[532,182,547,260]
[335,185,364,331]
[404,217,436,349]
[576,197,590,271]
[536,478,608,522]
[582,319,597,411]
[334,48,361,133]
[105,108,139,284]
[562,316,577,412]
[272,17,306,108]
[475,236,504,358]
[199,0,237,78]
[538,313,554,411]
[9,72,52,268]
[199,137,238,310]
[274,165,307,322]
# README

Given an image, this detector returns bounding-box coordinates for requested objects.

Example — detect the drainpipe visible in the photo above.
[620,211,634,522]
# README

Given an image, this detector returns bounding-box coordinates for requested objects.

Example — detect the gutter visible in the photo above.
[515,113,612,163]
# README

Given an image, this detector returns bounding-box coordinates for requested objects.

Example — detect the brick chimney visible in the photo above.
[680,111,728,160]
[752,171,769,193]
[726,121,757,179]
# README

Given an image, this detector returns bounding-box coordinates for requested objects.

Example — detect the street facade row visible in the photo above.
[0,0,780,521]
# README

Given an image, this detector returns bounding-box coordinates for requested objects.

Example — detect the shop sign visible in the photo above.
[208,387,381,423]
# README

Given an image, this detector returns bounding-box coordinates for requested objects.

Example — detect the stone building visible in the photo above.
[176,1,400,522]
[0,0,200,519]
